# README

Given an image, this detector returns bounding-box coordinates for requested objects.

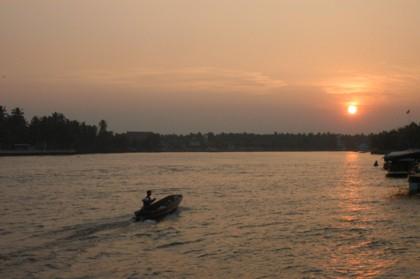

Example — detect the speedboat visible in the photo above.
[386,158,416,178]
[384,150,420,178]
[134,194,183,221]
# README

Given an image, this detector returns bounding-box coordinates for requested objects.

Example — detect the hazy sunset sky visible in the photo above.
[1,0,419,134]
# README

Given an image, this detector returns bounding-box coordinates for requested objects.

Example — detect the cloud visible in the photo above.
[66,67,287,94]
[320,71,420,98]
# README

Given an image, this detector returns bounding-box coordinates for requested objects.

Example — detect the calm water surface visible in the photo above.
[0,152,419,278]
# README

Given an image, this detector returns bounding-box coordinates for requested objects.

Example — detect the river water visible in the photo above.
[0,152,419,278]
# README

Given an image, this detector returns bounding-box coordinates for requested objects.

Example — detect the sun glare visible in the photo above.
[347,104,358,115]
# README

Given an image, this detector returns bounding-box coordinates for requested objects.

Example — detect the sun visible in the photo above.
[347,104,358,115]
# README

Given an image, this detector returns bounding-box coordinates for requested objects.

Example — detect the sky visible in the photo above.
[1,0,420,134]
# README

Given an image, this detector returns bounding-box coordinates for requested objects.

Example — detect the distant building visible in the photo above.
[188,140,201,147]
[125,131,160,151]
[13,144,33,151]
[336,135,346,150]
[125,131,155,142]
[358,143,370,152]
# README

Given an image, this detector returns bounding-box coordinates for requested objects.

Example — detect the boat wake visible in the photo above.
[62,218,133,241]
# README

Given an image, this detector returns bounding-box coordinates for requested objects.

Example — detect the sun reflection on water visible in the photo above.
[321,152,396,278]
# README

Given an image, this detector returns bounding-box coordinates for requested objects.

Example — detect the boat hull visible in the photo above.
[409,175,420,195]
[386,171,409,178]
[134,194,183,221]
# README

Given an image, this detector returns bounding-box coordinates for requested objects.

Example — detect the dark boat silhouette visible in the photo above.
[134,194,183,221]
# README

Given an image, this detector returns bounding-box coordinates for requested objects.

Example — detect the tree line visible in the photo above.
[0,106,159,152]
[370,122,420,153]
[160,132,368,151]
[1,105,419,153]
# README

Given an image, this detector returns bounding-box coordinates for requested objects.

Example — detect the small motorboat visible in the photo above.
[134,194,183,221]
[384,150,420,178]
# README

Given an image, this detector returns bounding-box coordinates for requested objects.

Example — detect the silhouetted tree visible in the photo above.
[98,119,107,135]
[0,106,7,148]
[7,107,27,146]
[369,122,420,152]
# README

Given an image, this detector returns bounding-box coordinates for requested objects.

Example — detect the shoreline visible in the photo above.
[0,149,380,157]
[0,150,77,156]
